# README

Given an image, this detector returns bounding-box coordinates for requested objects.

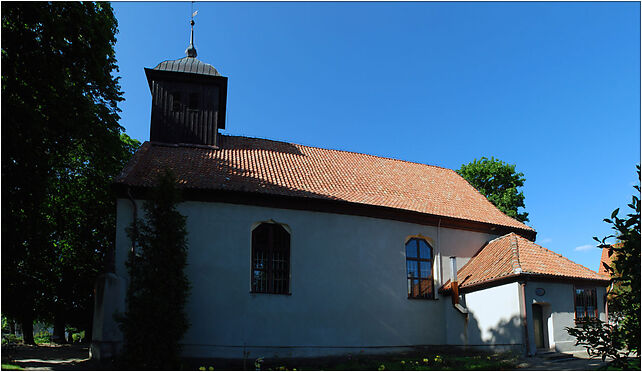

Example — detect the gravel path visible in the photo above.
[2,344,99,371]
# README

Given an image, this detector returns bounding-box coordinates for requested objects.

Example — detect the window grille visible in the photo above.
[251,223,290,294]
[574,287,598,321]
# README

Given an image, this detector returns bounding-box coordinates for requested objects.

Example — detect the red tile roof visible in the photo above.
[598,242,622,277]
[116,135,534,233]
[599,246,612,276]
[441,233,609,292]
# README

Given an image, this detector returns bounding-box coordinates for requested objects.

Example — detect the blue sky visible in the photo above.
[111,1,640,270]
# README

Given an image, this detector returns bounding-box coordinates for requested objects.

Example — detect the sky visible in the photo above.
[111,1,640,271]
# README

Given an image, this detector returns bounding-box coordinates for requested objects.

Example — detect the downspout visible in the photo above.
[126,187,138,282]
[519,281,531,356]
[438,218,443,286]
[450,256,468,317]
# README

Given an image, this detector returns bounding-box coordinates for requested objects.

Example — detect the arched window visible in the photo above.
[251,223,290,294]
[405,238,434,299]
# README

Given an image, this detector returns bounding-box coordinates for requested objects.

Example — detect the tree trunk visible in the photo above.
[9,319,16,335]
[21,314,35,345]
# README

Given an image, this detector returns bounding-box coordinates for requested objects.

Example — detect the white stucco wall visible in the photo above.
[459,282,523,349]
[113,199,496,358]
[523,281,606,355]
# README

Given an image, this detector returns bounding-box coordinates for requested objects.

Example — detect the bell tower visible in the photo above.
[144,19,228,147]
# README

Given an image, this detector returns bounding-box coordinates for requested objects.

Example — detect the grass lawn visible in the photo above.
[1,363,24,371]
[249,351,520,371]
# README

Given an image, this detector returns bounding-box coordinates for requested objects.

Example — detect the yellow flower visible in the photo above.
[199,367,206,371]
[423,358,429,363]
[378,364,386,371]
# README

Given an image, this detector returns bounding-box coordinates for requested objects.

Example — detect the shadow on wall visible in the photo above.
[464,311,523,350]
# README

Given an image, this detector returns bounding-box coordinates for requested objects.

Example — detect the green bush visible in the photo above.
[71,330,85,343]
[34,331,51,344]
[2,334,23,345]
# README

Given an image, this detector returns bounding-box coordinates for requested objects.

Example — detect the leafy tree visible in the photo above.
[567,165,640,368]
[457,157,529,222]
[119,171,190,369]
[2,2,136,343]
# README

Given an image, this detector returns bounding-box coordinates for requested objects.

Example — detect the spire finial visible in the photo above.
[185,4,198,58]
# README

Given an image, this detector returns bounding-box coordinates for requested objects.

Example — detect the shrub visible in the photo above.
[1,334,22,345]
[33,331,51,344]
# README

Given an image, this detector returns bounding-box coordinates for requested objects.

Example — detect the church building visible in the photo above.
[91,22,610,361]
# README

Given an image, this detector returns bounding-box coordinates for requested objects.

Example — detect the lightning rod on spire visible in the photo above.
[185,2,197,57]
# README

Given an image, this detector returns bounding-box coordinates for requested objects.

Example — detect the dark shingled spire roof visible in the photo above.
[152,57,220,76]
[151,17,220,77]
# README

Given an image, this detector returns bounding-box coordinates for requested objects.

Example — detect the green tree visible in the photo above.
[457,157,529,222]
[597,165,640,355]
[567,165,640,367]
[43,133,140,343]
[119,171,190,369]
[2,2,136,343]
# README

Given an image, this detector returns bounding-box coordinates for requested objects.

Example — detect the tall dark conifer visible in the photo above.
[120,170,190,369]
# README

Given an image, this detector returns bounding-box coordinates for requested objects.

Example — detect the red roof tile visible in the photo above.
[116,136,534,232]
[599,246,612,276]
[441,233,608,292]
[598,242,621,277]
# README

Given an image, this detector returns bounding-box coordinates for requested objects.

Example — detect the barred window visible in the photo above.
[406,238,434,299]
[251,223,290,294]
[574,287,597,321]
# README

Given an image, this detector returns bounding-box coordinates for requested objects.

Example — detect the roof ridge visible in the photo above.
[515,235,604,277]
[509,233,523,274]
[485,232,512,245]
[220,134,457,173]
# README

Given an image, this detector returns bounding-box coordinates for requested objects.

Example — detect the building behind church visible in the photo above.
[91,25,610,361]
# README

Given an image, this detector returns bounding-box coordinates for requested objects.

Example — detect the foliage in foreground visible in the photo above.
[597,358,640,371]
[1,363,24,371]
[249,352,519,371]
[567,165,641,368]
[118,171,190,370]
[567,319,631,368]
[457,157,529,222]
[2,1,139,343]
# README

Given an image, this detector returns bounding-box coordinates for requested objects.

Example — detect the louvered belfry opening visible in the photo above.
[145,56,228,147]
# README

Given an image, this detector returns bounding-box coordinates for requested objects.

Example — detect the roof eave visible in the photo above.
[439,272,611,295]
[112,182,536,239]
